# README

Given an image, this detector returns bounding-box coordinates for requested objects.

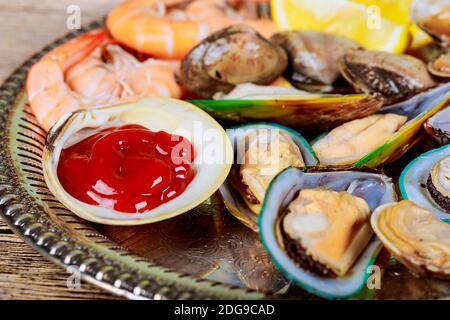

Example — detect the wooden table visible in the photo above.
[0,0,122,300]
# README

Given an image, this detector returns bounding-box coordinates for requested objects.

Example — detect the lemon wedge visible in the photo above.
[271,0,411,53]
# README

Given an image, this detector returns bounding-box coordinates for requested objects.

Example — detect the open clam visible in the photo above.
[312,83,450,167]
[399,144,450,223]
[43,98,233,225]
[259,167,397,299]
[424,106,450,144]
[219,123,318,231]
[371,200,450,279]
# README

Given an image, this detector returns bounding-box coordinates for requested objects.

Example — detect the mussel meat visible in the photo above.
[427,155,450,213]
[310,83,450,168]
[400,144,450,223]
[179,24,288,98]
[312,114,407,166]
[259,167,397,299]
[219,123,318,231]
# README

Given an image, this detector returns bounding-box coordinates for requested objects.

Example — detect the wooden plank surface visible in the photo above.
[0,0,122,300]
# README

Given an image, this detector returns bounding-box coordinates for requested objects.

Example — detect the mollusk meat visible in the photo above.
[312,114,407,166]
[371,200,450,279]
[427,155,450,213]
[400,144,450,223]
[259,167,397,299]
[219,123,318,231]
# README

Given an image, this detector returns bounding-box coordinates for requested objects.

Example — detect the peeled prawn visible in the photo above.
[106,0,276,59]
[26,29,181,131]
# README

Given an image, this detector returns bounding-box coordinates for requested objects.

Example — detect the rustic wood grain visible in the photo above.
[0,0,122,300]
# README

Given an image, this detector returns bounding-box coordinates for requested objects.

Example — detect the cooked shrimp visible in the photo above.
[26,29,182,131]
[106,0,276,59]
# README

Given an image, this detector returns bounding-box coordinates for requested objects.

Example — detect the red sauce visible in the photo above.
[57,124,196,213]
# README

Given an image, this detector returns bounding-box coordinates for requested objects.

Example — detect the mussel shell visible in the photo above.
[189,93,383,133]
[43,98,233,225]
[259,167,397,299]
[424,106,450,144]
[399,144,450,223]
[354,83,450,167]
[219,123,318,232]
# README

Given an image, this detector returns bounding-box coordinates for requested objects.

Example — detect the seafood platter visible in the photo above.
[0,0,450,299]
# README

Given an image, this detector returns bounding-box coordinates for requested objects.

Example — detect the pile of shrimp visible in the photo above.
[26,0,274,131]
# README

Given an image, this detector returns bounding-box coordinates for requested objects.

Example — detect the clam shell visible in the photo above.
[219,123,318,232]
[399,144,450,223]
[371,201,450,279]
[259,167,397,299]
[189,94,383,132]
[43,98,233,225]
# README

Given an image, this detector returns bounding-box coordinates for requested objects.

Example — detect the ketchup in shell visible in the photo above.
[57,124,196,213]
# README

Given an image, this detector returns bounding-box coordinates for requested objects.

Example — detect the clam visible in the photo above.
[371,200,450,279]
[424,106,450,144]
[270,31,360,92]
[259,167,397,299]
[43,98,233,225]
[219,123,318,231]
[339,49,437,104]
[179,24,287,98]
[311,83,450,168]
[411,0,450,46]
[399,144,450,223]
[411,0,450,78]
[428,50,450,78]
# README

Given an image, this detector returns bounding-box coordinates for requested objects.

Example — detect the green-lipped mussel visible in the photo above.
[400,144,450,223]
[259,167,397,299]
[311,82,450,168]
[219,123,318,231]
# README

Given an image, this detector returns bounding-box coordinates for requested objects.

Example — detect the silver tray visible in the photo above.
[0,21,449,300]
